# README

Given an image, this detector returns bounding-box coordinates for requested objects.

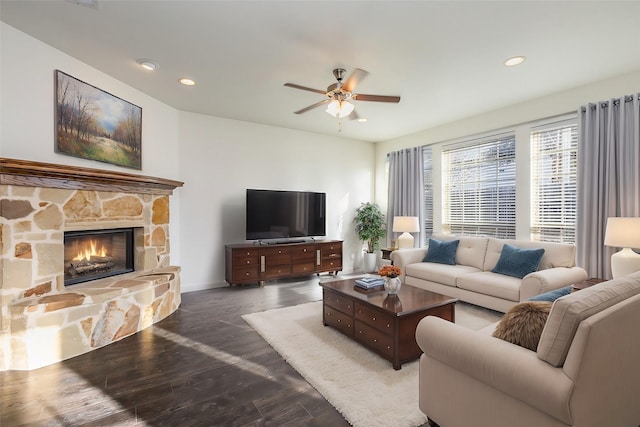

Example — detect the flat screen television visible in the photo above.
[246,189,326,241]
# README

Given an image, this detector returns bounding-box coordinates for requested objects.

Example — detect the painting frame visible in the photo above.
[54,70,142,170]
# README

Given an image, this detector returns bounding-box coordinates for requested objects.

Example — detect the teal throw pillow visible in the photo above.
[528,286,572,302]
[492,244,545,279]
[423,238,459,265]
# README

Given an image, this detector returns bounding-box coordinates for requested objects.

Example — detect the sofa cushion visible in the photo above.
[491,244,545,279]
[432,234,488,270]
[484,238,577,271]
[423,238,459,265]
[537,273,640,367]
[405,262,481,287]
[492,301,553,351]
[528,286,572,302]
[457,271,521,302]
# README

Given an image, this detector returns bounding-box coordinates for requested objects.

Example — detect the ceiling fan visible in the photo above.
[284,68,400,122]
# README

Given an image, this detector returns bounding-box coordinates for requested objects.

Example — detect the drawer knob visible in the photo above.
[372,317,376,321]
[373,339,377,343]
[387,346,391,349]
[337,319,341,323]
[386,324,390,328]
[347,305,351,309]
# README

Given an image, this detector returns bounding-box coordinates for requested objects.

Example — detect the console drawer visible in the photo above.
[292,262,315,274]
[292,245,316,262]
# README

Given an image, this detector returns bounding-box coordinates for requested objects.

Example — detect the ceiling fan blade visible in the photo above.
[284,83,327,95]
[353,94,401,103]
[341,68,368,93]
[293,99,331,114]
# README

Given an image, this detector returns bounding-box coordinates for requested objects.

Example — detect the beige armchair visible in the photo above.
[416,273,640,427]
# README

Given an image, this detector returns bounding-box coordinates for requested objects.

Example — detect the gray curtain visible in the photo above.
[386,147,425,248]
[576,94,640,278]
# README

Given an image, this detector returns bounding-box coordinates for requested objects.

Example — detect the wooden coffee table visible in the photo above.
[321,278,457,370]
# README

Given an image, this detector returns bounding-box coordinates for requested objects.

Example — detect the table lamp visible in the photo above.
[392,216,420,249]
[604,217,640,278]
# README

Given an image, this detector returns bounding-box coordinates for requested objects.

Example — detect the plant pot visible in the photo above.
[363,252,378,273]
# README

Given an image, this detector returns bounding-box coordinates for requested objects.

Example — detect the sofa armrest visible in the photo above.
[520,266,588,300]
[390,248,427,270]
[416,316,574,423]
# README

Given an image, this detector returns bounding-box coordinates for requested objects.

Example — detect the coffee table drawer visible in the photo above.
[355,320,393,359]
[324,306,353,337]
[355,301,393,333]
[323,289,354,316]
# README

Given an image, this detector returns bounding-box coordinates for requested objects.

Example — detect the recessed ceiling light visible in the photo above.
[65,0,98,9]
[504,56,526,67]
[357,118,368,123]
[136,59,158,71]
[179,78,196,86]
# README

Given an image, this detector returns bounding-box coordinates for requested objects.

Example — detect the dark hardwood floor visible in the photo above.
[1,275,355,427]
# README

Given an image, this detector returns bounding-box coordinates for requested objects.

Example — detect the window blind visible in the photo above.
[442,134,516,238]
[530,120,578,243]
[423,146,433,244]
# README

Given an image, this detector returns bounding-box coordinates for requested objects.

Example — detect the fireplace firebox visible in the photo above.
[64,228,135,286]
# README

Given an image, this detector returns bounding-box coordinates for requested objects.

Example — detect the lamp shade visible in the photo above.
[393,216,420,249]
[604,217,640,248]
[392,216,420,233]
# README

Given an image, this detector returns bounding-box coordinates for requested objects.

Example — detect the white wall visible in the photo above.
[1,23,378,293]
[0,22,184,265]
[178,111,374,291]
[375,70,640,239]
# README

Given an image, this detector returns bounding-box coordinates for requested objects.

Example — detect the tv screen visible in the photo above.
[246,189,326,240]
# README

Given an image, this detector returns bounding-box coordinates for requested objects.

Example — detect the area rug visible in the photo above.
[242,300,501,427]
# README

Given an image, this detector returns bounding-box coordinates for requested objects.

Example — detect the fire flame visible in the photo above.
[73,240,107,261]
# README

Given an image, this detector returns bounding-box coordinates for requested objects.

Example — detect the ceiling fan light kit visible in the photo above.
[284,67,400,130]
[326,99,354,118]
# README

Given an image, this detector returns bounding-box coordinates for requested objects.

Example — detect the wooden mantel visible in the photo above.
[0,158,183,195]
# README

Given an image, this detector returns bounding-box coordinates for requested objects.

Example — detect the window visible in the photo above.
[530,119,578,243]
[442,134,516,238]
[423,146,433,243]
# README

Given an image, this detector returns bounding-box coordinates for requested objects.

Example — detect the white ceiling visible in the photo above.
[2,0,640,142]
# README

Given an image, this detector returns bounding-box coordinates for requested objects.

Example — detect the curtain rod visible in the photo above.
[581,93,639,112]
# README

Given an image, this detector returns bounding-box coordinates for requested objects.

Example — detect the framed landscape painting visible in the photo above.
[55,70,142,169]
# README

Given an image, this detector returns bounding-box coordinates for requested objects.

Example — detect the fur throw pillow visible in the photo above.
[492,301,553,351]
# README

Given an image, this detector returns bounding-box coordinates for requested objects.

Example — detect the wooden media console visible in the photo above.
[225,240,342,286]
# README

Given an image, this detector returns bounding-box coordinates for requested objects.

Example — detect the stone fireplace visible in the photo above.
[0,158,184,370]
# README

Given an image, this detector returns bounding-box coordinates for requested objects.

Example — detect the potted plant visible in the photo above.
[354,202,386,272]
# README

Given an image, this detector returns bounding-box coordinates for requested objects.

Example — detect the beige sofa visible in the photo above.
[416,272,640,427]
[391,234,588,312]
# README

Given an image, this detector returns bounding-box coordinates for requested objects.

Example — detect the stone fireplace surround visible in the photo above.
[0,158,184,370]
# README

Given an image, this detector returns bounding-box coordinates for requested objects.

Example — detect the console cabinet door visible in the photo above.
[262,246,292,279]
[318,241,343,273]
